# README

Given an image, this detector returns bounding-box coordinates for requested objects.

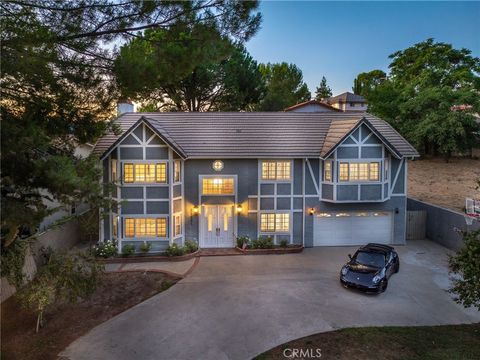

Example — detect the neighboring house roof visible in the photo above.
[94,112,419,159]
[326,92,366,104]
[284,99,340,112]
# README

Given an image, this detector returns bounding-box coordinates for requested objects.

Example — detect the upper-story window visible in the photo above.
[174,160,181,183]
[324,161,332,181]
[202,178,234,195]
[339,162,379,182]
[111,159,118,182]
[123,163,167,184]
[261,161,291,180]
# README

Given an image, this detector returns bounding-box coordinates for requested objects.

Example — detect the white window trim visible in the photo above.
[259,211,291,234]
[337,160,382,183]
[200,175,236,196]
[260,160,293,182]
[121,160,168,185]
[123,216,169,240]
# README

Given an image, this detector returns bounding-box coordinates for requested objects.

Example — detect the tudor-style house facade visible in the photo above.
[94,110,418,252]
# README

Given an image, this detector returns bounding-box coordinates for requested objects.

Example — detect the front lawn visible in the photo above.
[256,324,480,360]
[1,271,179,360]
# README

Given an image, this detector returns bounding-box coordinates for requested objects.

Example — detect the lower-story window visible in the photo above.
[173,214,182,237]
[260,213,290,232]
[124,217,167,238]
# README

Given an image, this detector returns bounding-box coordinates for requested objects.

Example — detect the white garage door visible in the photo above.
[313,211,392,246]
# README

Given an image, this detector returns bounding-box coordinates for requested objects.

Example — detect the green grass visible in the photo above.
[256,324,480,360]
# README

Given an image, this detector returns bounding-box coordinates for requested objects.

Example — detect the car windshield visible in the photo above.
[354,251,385,268]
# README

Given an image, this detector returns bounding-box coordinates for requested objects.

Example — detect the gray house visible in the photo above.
[94,110,418,252]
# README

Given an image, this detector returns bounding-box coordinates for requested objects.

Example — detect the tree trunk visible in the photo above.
[36,311,43,333]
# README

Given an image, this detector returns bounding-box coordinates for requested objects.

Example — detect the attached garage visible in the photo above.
[313,211,393,246]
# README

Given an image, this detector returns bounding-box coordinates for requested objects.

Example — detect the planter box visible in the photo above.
[98,249,200,264]
[235,245,303,255]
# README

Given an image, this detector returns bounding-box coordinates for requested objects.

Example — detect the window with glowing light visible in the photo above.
[202,178,234,195]
[124,217,167,238]
[338,162,381,182]
[261,161,291,180]
[260,213,289,232]
[123,163,167,183]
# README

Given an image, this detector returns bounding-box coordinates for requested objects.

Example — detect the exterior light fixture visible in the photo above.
[309,208,315,216]
[236,204,243,213]
[192,206,199,215]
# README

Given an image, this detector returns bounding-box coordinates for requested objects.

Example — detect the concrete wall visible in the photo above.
[1,214,88,303]
[407,198,480,251]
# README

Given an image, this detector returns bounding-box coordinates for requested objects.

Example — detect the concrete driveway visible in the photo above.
[61,241,480,360]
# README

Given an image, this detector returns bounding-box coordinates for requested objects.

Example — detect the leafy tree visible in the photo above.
[1,0,261,283]
[352,69,387,97]
[257,62,311,111]
[19,251,104,332]
[360,39,480,159]
[115,23,264,112]
[314,76,332,100]
[449,229,480,310]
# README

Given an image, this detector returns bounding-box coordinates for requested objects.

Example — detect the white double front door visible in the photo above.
[200,205,234,248]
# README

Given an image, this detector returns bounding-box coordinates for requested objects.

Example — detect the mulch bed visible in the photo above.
[236,245,303,255]
[1,271,179,360]
[98,249,200,263]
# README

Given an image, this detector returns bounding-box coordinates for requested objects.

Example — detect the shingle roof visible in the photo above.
[284,99,340,112]
[320,118,362,157]
[326,92,366,104]
[94,112,418,159]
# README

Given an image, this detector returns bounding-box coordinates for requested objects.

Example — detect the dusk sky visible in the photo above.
[246,1,480,95]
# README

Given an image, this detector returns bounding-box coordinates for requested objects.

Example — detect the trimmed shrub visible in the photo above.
[94,240,117,258]
[121,244,135,257]
[279,239,289,248]
[251,237,274,249]
[184,240,198,254]
[165,243,185,257]
[236,236,251,248]
[140,242,152,254]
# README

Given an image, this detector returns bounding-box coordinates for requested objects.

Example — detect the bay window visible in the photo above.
[338,162,380,182]
[324,161,332,181]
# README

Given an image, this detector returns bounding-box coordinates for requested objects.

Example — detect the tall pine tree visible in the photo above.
[315,76,332,101]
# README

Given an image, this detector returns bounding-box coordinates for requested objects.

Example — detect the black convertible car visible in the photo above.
[340,243,399,293]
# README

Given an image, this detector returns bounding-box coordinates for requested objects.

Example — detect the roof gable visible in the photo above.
[98,117,186,160]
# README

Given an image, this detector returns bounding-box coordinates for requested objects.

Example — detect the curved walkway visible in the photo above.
[61,241,480,360]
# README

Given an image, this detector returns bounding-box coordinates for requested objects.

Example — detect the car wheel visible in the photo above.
[379,279,388,293]
[395,260,400,273]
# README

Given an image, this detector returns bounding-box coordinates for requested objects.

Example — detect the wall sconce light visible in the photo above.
[309,208,316,216]
[192,206,199,215]
[236,204,243,214]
